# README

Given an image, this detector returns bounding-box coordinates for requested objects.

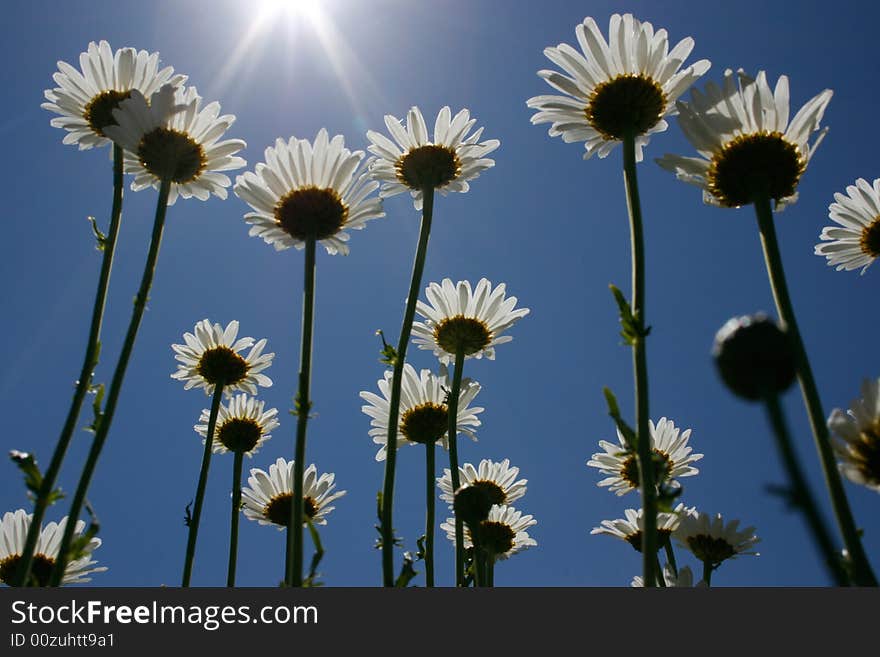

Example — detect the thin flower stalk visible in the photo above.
[754,196,877,585]
[447,347,467,586]
[228,450,244,587]
[424,443,436,587]
[50,179,173,586]
[15,144,125,587]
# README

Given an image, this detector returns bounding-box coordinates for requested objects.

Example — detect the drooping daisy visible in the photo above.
[828,377,880,493]
[411,278,530,364]
[441,505,537,561]
[42,40,186,151]
[234,129,385,256]
[366,106,500,210]
[241,458,345,528]
[438,458,527,509]
[359,363,483,461]
[171,319,274,396]
[0,510,106,586]
[103,84,246,205]
[674,508,760,566]
[587,417,703,496]
[657,69,832,209]
[632,564,701,587]
[591,505,684,552]
[527,13,710,162]
[815,178,880,275]
[194,393,279,457]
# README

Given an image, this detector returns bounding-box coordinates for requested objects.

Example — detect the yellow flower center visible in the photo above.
[217,417,263,453]
[850,420,880,488]
[624,528,673,552]
[585,74,667,140]
[395,145,461,190]
[686,534,737,565]
[83,89,132,137]
[707,132,806,207]
[137,127,206,183]
[620,449,674,488]
[274,186,349,241]
[0,553,56,587]
[264,493,319,527]
[860,217,880,258]
[475,521,515,556]
[400,402,448,445]
[196,346,249,387]
[433,316,492,356]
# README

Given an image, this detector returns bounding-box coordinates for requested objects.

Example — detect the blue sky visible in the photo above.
[2,0,879,587]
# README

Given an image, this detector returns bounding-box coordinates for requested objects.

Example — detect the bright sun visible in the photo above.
[253,0,324,25]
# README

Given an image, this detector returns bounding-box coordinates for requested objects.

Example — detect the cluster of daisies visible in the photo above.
[588,418,759,586]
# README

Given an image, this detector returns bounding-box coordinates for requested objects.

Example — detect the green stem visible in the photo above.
[623,131,656,587]
[50,178,172,587]
[182,383,224,586]
[227,450,244,587]
[754,196,876,586]
[447,346,466,586]
[655,554,667,587]
[763,393,849,585]
[485,553,495,587]
[471,533,483,588]
[664,541,678,579]
[286,235,317,587]
[380,187,435,586]
[702,561,713,587]
[425,442,435,587]
[15,145,125,587]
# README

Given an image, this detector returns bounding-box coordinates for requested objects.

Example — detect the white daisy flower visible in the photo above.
[674,508,760,565]
[0,510,106,586]
[632,564,702,587]
[234,129,385,256]
[359,363,483,462]
[828,377,880,493]
[815,178,880,275]
[241,458,345,528]
[591,505,684,552]
[657,68,832,209]
[441,504,537,561]
[194,393,279,457]
[527,13,710,161]
[411,278,530,364]
[437,458,527,509]
[103,84,246,205]
[42,40,186,150]
[587,417,703,496]
[171,319,274,396]
[366,105,500,210]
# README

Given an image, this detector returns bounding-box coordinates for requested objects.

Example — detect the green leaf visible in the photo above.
[415,535,427,561]
[609,284,639,345]
[602,387,638,450]
[183,501,193,527]
[85,383,105,434]
[376,329,397,367]
[9,450,63,505]
[303,519,325,587]
[66,502,100,565]
[87,216,107,251]
[394,552,418,587]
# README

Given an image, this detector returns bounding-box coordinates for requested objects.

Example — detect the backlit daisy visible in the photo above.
[103,84,246,205]
[241,458,345,528]
[411,278,530,364]
[234,129,385,255]
[591,505,684,552]
[828,377,880,493]
[438,458,527,509]
[815,178,880,274]
[657,69,832,209]
[674,508,760,566]
[359,363,483,461]
[42,40,186,151]
[441,504,537,561]
[0,510,106,586]
[171,319,274,396]
[366,106,500,210]
[527,13,710,161]
[587,417,702,496]
[632,564,701,587]
[195,393,279,457]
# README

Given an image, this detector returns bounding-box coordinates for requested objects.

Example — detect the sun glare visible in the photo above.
[254,0,323,26]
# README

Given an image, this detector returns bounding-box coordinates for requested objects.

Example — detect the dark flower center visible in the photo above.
[274,186,348,241]
[138,127,206,183]
[196,346,249,386]
[0,554,56,587]
[850,421,880,487]
[395,145,461,190]
[476,521,515,556]
[217,417,263,453]
[470,480,507,506]
[624,528,672,553]
[84,89,132,136]
[585,74,666,140]
[707,132,805,207]
[434,316,492,356]
[686,534,737,565]
[400,402,448,445]
[860,218,880,258]
[620,449,674,488]
[264,494,319,527]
